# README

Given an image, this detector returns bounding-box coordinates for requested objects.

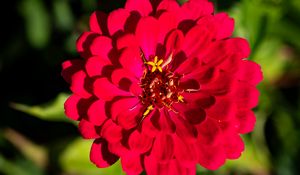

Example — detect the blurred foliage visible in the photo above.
[1,0,300,175]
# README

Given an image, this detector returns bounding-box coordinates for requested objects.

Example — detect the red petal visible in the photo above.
[89,36,112,60]
[125,0,152,16]
[197,12,234,40]
[76,32,98,58]
[152,133,174,163]
[85,56,111,77]
[235,109,256,134]
[107,8,130,36]
[101,120,123,142]
[157,0,180,12]
[78,119,100,139]
[181,24,213,58]
[180,0,214,21]
[121,154,143,175]
[116,34,139,50]
[237,60,263,85]
[144,154,170,175]
[128,130,153,153]
[135,16,159,59]
[141,113,159,137]
[173,102,206,125]
[90,139,119,168]
[182,92,216,109]
[157,12,178,44]
[223,134,244,159]
[197,143,226,170]
[119,47,144,78]
[111,97,141,130]
[64,94,82,120]
[70,70,92,98]
[87,99,107,126]
[93,78,130,101]
[207,97,236,121]
[234,82,259,109]
[196,118,222,145]
[165,29,184,56]
[89,11,108,34]
[170,113,198,143]
[62,59,84,84]
[173,135,197,166]
[200,70,234,96]
[168,159,196,175]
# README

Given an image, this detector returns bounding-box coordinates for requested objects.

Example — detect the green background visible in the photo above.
[1,0,300,174]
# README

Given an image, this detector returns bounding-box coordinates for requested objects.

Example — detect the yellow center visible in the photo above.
[146,56,163,72]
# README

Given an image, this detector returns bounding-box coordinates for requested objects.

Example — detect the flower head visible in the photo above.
[62,0,263,174]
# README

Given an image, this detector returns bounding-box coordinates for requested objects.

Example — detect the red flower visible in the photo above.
[62,0,263,174]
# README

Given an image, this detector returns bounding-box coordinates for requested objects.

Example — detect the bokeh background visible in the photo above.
[1,0,300,174]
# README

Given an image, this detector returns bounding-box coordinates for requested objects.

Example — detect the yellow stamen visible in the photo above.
[143,105,154,116]
[178,95,184,102]
[146,56,164,72]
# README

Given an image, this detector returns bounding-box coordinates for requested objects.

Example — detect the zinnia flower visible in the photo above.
[62,0,263,174]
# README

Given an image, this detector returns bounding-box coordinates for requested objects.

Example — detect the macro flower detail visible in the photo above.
[62,0,263,174]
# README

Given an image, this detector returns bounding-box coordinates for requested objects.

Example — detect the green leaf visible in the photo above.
[11,93,70,122]
[53,0,75,31]
[19,0,51,48]
[60,139,125,175]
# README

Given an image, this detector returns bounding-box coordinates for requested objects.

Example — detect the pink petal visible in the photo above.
[196,118,222,145]
[197,143,226,170]
[85,56,111,77]
[128,130,153,153]
[87,99,107,126]
[151,133,174,163]
[78,119,100,139]
[121,153,143,175]
[223,134,244,159]
[119,47,144,79]
[125,0,152,16]
[116,34,139,50]
[90,139,119,168]
[93,77,131,101]
[89,11,108,34]
[111,97,142,129]
[173,135,197,166]
[107,8,130,36]
[135,16,159,59]
[157,12,178,44]
[237,60,263,85]
[236,109,256,134]
[89,36,112,60]
[70,70,92,98]
[153,109,176,134]
[101,120,123,142]
[64,94,82,120]
[61,59,84,84]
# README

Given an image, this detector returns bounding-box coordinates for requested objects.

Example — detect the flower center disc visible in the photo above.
[139,68,182,109]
